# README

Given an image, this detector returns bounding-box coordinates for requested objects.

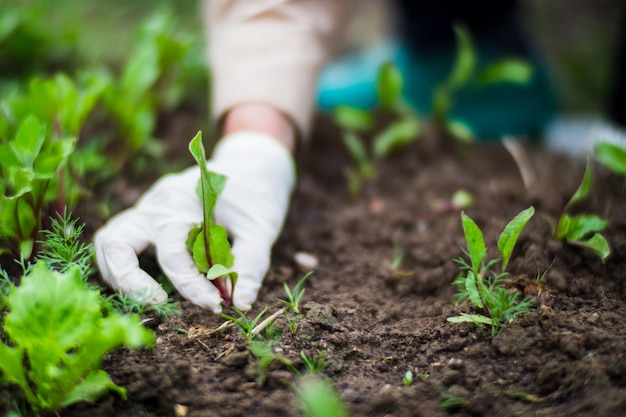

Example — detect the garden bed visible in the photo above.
[64,115,626,417]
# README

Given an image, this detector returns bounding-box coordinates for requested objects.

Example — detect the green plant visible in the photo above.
[431,25,533,141]
[278,271,312,315]
[448,207,535,335]
[186,131,238,306]
[334,62,421,195]
[440,387,468,410]
[0,261,154,413]
[0,116,74,259]
[221,306,269,342]
[297,375,350,417]
[550,158,610,262]
[300,350,328,374]
[402,370,413,386]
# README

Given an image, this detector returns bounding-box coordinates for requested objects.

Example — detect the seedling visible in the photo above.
[592,126,626,176]
[448,207,535,335]
[440,387,468,410]
[300,350,328,374]
[220,306,268,342]
[334,62,421,196]
[186,131,238,306]
[431,25,533,141]
[0,262,154,413]
[277,271,312,315]
[402,371,414,386]
[550,158,610,262]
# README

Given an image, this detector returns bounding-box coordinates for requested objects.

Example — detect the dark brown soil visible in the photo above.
[9,115,626,417]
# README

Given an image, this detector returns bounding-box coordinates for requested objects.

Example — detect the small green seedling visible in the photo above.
[402,371,414,386]
[334,62,421,196]
[551,158,610,262]
[277,271,312,315]
[221,306,268,342]
[431,25,533,141]
[186,131,238,306]
[448,207,535,335]
[0,262,154,413]
[300,350,328,374]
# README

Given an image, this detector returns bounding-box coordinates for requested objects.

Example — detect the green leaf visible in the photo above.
[333,105,373,132]
[188,132,227,220]
[34,137,75,178]
[447,313,494,326]
[191,231,210,273]
[464,271,483,309]
[10,116,45,167]
[372,118,420,158]
[564,158,593,212]
[342,132,371,170]
[62,370,127,407]
[376,61,403,110]
[445,119,475,142]
[477,59,533,86]
[6,167,34,197]
[449,25,477,88]
[497,207,534,272]
[594,141,626,176]
[298,376,350,417]
[206,264,235,281]
[570,233,611,263]
[460,212,486,277]
[186,225,202,255]
[207,222,235,269]
[564,214,608,241]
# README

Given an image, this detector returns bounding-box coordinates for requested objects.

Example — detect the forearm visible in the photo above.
[204,0,353,140]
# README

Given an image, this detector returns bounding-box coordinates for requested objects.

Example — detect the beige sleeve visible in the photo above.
[203,0,352,139]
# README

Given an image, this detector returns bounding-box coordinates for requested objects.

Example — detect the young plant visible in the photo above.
[186,131,238,306]
[448,207,535,335]
[431,25,533,141]
[221,306,268,342]
[300,350,328,374]
[277,271,312,332]
[551,158,610,262]
[334,62,421,196]
[402,371,414,386]
[593,132,626,176]
[0,262,154,413]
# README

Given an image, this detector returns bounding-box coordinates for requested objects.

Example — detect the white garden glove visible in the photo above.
[94,131,295,313]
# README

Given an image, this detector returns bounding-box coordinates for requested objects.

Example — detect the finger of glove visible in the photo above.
[155,223,223,313]
[230,236,272,311]
[94,215,167,304]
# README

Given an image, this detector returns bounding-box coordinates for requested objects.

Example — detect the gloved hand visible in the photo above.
[94,131,295,313]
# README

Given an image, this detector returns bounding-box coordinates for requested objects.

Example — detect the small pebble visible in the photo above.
[174,404,188,417]
[294,251,319,270]
[587,312,600,324]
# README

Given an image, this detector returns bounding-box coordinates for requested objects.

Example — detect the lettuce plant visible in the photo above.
[0,262,154,413]
[186,131,238,306]
[448,207,535,335]
[551,159,610,262]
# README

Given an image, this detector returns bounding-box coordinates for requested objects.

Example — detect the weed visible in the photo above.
[300,350,328,374]
[186,131,238,306]
[448,207,535,335]
[440,387,468,409]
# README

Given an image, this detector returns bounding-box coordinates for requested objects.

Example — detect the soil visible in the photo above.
[6,114,626,417]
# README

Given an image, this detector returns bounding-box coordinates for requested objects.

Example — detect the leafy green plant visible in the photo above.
[549,159,610,262]
[0,261,154,413]
[334,62,421,195]
[186,131,238,306]
[431,25,533,141]
[448,207,535,335]
[221,306,268,342]
[0,116,74,259]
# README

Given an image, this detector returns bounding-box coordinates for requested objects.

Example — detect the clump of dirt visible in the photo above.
[5,115,626,417]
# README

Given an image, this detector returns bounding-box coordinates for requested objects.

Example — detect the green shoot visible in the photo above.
[36,209,93,277]
[300,350,328,374]
[440,387,468,410]
[186,131,238,307]
[593,128,626,176]
[221,306,268,342]
[402,371,413,386]
[448,207,535,335]
[103,291,181,319]
[0,262,154,413]
[297,375,351,417]
[249,337,280,386]
[553,158,610,262]
[277,271,312,315]
[432,24,533,141]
